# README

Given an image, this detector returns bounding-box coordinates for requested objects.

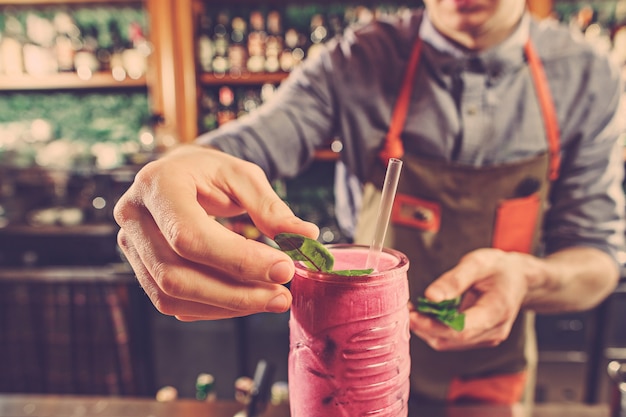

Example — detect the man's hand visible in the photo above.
[409,245,619,351]
[409,248,532,350]
[114,145,319,321]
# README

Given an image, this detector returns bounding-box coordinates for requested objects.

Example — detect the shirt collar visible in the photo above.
[419,10,531,77]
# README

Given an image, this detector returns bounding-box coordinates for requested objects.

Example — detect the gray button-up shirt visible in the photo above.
[198,10,625,262]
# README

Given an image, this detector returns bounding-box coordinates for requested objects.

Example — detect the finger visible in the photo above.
[222,161,319,240]
[409,308,509,351]
[118,217,293,315]
[132,159,316,285]
[425,249,504,302]
[175,311,248,322]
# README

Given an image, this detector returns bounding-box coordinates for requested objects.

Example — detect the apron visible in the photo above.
[353,36,560,404]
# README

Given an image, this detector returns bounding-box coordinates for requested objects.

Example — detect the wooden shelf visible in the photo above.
[0,0,141,4]
[0,72,147,91]
[0,263,136,283]
[0,223,118,237]
[199,72,289,86]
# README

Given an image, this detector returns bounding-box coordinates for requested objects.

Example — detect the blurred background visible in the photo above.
[0,0,624,406]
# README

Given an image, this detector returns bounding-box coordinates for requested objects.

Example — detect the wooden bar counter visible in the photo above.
[0,394,610,417]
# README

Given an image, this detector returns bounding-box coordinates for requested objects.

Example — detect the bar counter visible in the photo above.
[0,394,610,417]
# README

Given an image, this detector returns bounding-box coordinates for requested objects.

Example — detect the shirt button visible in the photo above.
[466,105,478,115]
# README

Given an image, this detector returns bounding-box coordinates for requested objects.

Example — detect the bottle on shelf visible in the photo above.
[264,10,283,73]
[279,27,305,72]
[270,381,289,405]
[307,13,328,61]
[0,14,26,76]
[246,10,267,73]
[23,13,58,76]
[199,88,219,132]
[156,385,179,402]
[94,19,113,72]
[197,13,215,73]
[195,373,217,402]
[122,21,150,80]
[108,20,127,81]
[216,86,237,126]
[74,25,100,80]
[234,375,253,405]
[228,15,248,77]
[239,88,262,117]
[212,9,231,76]
[53,11,79,73]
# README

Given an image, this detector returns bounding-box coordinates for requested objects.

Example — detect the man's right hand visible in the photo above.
[113,145,319,321]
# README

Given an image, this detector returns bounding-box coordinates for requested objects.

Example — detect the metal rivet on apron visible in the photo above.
[413,207,433,223]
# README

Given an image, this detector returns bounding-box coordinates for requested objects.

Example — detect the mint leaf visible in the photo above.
[332,269,374,276]
[274,233,334,272]
[274,233,373,276]
[416,296,465,331]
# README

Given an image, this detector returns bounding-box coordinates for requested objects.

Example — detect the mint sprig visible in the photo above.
[416,296,465,331]
[274,233,373,276]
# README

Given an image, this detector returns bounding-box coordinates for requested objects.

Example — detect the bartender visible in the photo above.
[114,0,625,404]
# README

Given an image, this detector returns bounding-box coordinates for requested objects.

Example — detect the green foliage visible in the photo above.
[274,232,372,276]
[0,91,150,143]
[416,296,465,331]
[274,232,334,272]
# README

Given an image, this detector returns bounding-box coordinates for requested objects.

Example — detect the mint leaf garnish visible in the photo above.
[274,232,334,272]
[416,296,465,331]
[274,233,373,276]
[332,269,374,276]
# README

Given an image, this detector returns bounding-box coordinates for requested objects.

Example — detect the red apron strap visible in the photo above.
[379,38,423,164]
[380,38,561,181]
[524,40,561,181]
[447,370,528,404]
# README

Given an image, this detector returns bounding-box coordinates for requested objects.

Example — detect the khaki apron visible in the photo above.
[354,37,561,404]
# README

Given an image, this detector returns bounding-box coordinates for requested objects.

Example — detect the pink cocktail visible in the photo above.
[288,244,410,417]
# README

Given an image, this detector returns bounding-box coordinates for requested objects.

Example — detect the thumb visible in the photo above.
[425,249,498,302]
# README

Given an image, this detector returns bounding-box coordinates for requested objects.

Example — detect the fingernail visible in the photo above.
[428,286,447,302]
[269,260,293,283]
[266,294,289,312]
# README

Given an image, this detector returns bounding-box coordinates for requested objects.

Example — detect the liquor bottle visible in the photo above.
[327,13,345,38]
[195,373,217,402]
[108,20,127,81]
[53,11,79,73]
[74,25,100,79]
[246,10,267,73]
[280,28,305,72]
[212,10,230,75]
[240,88,262,116]
[260,82,276,103]
[270,381,289,405]
[234,375,253,404]
[264,10,283,73]
[308,13,328,61]
[199,88,219,132]
[23,13,58,76]
[156,385,178,402]
[216,86,237,126]
[197,13,215,73]
[95,19,112,71]
[122,21,150,79]
[0,14,25,75]
[228,16,248,77]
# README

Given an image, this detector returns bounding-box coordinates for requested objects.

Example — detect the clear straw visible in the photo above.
[365,158,403,271]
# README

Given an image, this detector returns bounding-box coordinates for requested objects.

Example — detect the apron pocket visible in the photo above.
[392,193,441,233]
[492,193,540,254]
